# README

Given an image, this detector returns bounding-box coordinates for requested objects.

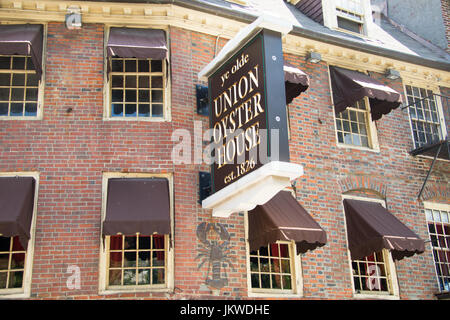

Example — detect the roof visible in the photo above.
[82,0,450,71]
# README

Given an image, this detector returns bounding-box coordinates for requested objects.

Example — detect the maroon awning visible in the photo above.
[0,24,43,79]
[107,27,168,60]
[248,191,327,254]
[103,178,171,236]
[343,199,425,261]
[329,66,402,121]
[0,177,35,249]
[284,63,310,104]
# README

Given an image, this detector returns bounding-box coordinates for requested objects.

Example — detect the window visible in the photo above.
[0,172,39,298]
[342,195,400,298]
[99,173,174,293]
[351,250,395,295]
[249,242,296,293]
[0,236,26,291]
[109,58,166,119]
[425,204,450,292]
[106,234,168,288]
[335,98,372,148]
[406,85,444,149]
[0,55,39,117]
[335,0,365,34]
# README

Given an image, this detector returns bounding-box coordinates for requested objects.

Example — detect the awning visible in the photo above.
[329,66,402,121]
[284,63,310,104]
[0,24,43,79]
[107,27,168,60]
[0,177,35,249]
[248,191,327,254]
[103,178,171,236]
[343,199,425,261]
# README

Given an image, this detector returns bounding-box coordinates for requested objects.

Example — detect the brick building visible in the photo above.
[0,0,449,301]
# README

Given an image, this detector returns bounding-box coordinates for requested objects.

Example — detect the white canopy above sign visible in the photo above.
[202,161,303,217]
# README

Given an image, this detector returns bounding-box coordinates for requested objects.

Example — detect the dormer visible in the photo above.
[287,0,375,37]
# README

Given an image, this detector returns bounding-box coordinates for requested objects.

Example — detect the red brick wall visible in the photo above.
[0,22,448,299]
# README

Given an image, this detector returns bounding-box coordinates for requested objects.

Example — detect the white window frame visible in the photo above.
[98,172,174,294]
[0,23,47,121]
[102,25,171,122]
[322,0,374,37]
[403,82,448,152]
[244,203,303,298]
[341,194,400,299]
[0,172,39,298]
[327,66,380,153]
[423,201,450,293]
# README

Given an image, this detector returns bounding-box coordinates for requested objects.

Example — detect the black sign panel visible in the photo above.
[208,29,289,193]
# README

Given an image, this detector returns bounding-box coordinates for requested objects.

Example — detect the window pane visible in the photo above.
[0,88,10,100]
[123,269,136,285]
[0,254,8,269]
[125,104,137,117]
[111,75,123,88]
[124,252,136,267]
[125,75,137,88]
[152,90,163,103]
[12,57,25,70]
[139,76,150,88]
[152,268,165,284]
[0,103,8,116]
[0,57,10,69]
[0,73,10,86]
[25,103,37,116]
[138,252,150,267]
[109,269,121,285]
[10,103,23,116]
[11,88,24,101]
[138,104,150,117]
[12,73,25,86]
[152,76,163,88]
[151,60,163,72]
[26,88,38,101]
[0,272,6,289]
[124,236,137,250]
[138,269,150,285]
[125,60,137,72]
[26,74,39,86]
[111,104,123,117]
[152,104,163,117]
[111,59,123,72]
[138,60,149,72]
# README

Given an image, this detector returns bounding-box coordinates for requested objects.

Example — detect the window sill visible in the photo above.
[102,117,170,122]
[99,287,173,295]
[0,116,42,121]
[332,27,368,39]
[336,143,380,153]
[353,293,399,300]
[0,290,29,299]
[247,291,302,299]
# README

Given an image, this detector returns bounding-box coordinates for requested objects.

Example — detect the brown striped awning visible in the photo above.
[343,199,425,261]
[103,178,171,236]
[329,66,402,121]
[0,24,43,79]
[284,63,310,104]
[248,191,327,254]
[0,177,35,249]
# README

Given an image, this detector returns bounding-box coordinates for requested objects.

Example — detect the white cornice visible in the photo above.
[0,0,449,85]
